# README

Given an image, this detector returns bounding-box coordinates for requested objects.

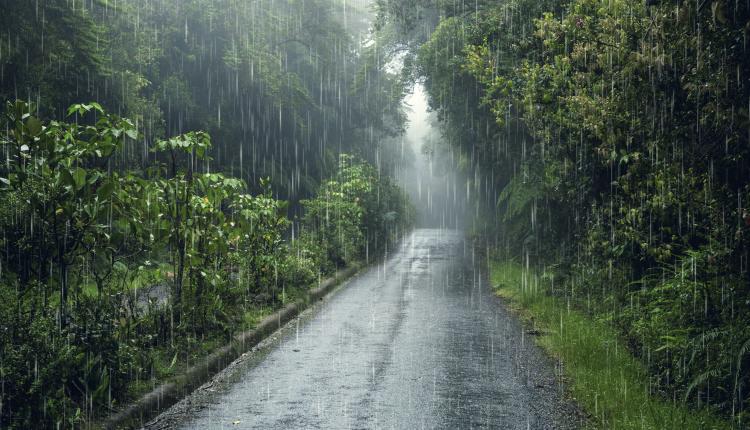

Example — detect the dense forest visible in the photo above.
[377,0,750,425]
[0,0,414,427]
[0,0,407,198]
[4,0,750,427]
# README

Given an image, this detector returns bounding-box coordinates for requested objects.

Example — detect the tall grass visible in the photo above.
[490,260,731,429]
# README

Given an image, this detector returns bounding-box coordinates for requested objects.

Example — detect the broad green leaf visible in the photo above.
[90,102,104,114]
[25,116,42,135]
[60,169,75,187]
[97,181,116,200]
[73,167,87,190]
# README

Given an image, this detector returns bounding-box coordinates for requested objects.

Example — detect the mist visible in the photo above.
[4,0,746,428]
[395,83,470,229]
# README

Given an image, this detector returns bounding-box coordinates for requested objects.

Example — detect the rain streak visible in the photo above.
[0,0,748,429]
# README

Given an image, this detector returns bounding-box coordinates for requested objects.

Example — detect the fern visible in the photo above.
[733,337,750,414]
[497,172,543,223]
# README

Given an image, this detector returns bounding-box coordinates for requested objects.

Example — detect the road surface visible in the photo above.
[147,229,580,429]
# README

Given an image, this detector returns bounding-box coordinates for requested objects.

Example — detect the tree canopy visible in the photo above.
[380,0,750,424]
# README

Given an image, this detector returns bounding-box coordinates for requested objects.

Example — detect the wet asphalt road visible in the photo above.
[149,229,580,429]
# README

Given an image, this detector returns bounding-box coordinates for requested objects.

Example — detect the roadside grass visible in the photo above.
[123,281,312,403]
[490,260,730,430]
[125,335,228,400]
[242,305,275,331]
[124,303,280,402]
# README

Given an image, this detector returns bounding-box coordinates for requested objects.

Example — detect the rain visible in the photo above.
[0,0,748,429]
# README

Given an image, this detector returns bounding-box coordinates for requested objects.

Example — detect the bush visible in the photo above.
[300,154,414,268]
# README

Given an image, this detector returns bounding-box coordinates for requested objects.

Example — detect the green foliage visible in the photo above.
[490,259,730,429]
[0,1,108,114]
[302,183,364,268]
[0,100,411,428]
[0,101,144,427]
[385,0,750,423]
[301,154,414,269]
[0,0,406,197]
[0,0,413,425]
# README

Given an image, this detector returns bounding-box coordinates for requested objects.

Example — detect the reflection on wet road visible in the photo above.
[163,229,577,429]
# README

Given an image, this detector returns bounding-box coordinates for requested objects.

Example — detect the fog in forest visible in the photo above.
[395,83,470,229]
[2,0,749,428]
